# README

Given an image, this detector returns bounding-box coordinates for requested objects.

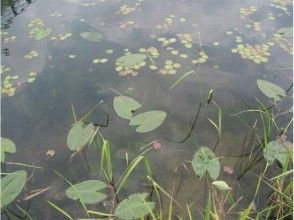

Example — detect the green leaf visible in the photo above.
[80,32,102,42]
[34,28,52,41]
[67,122,96,151]
[113,96,141,120]
[1,137,16,162]
[116,53,147,68]
[114,193,155,220]
[257,79,286,102]
[192,147,220,180]
[129,111,166,133]
[65,180,107,204]
[263,141,289,167]
[1,170,27,208]
[212,180,231,191]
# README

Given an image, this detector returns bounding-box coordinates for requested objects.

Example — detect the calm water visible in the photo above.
[1,0,293,219]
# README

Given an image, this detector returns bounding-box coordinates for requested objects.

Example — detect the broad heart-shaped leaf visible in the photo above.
[113,96,141,120]
[1,170,27,208]
[257,79,286,102]
[192,147,220,180]
[116,53,147,68]
[263,141,289,167]
[114,193,155,220]
[212,180,231,191]
[129,111,167,133]
[67,122,96,151]
[80,32,102,42]
[1,137,16,162]
[65,180,107,204]
[33,28,52,41]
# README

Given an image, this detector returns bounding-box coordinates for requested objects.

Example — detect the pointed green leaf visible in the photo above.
[257,79,286,102]
[1,137,16,162]
[34,28,52,41]
[67,122,95,151]
[212,180,231,191]
[192,147,220,180]
[65,180,107,204]
[114,193,155,220]
[129,111,166,133]
[113,96,141,120]
[1,170,27,208]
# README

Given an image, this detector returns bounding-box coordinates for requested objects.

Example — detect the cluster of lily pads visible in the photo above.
[117,4,136,15]
[50,32,72,41]
[24,50,38,59]
[177,33,193,48]
[93,58,108,64]
[192,49,209,64]
[115,53,147,76]
[273,29,293,54]
[164,15,175,27]
[157,37,176,47]
[3,35,16,44]
[28,18,52,41]
[27,71,38,83]
[1,74,18,97]
[159,60,181,75]
[240,6,257,17]
[231,43,270,63]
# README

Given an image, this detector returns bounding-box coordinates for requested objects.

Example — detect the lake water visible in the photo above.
[1,0,293,219]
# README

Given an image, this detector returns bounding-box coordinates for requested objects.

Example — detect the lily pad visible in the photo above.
[67,121,96,151]
[1,170,27,208]
[1,137,16,162]
[113,96,141,120]
[33,28,52,41]
[114,193,155,220]
[65,180,107,204]
[80,32,102,42]
[212,180,231,191]
[257,79,286,102]
[192,147,220,180]
[263,141,290,167]
[129,111,166,133]
[116,53,147,68]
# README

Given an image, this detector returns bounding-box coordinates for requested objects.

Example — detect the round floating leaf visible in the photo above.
[212,180,231,191]
[113,96,141,120]
[114,193,155,220]
[1,170,27,208]
[1,137,16,162]
[80,32,102,42]
[129,111,167,133]
[34,28,52,41]
[257,79,285,102]
[192,147,220,180]
[65,180,107,204]
[263,141,289,167]
[116,53,147,68]
[67,122,96,151]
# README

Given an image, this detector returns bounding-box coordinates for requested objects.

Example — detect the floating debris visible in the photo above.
[50,11,63,17]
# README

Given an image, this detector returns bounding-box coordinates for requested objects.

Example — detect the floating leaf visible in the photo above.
[34,28,52,41]
[80,32,102,42]
[129,111,166,133]
[277,27,293,38]
[192,147,220,180]
[113,96,141,120]
[1,137,16,162]
[116,53,147,68]
[1,170,27,208]
[67,122,95,151]
[257,79,286,102]
[114,193,155,220]
[65,180,107,204]
[263,141,290,167]
[212,180,231,191]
